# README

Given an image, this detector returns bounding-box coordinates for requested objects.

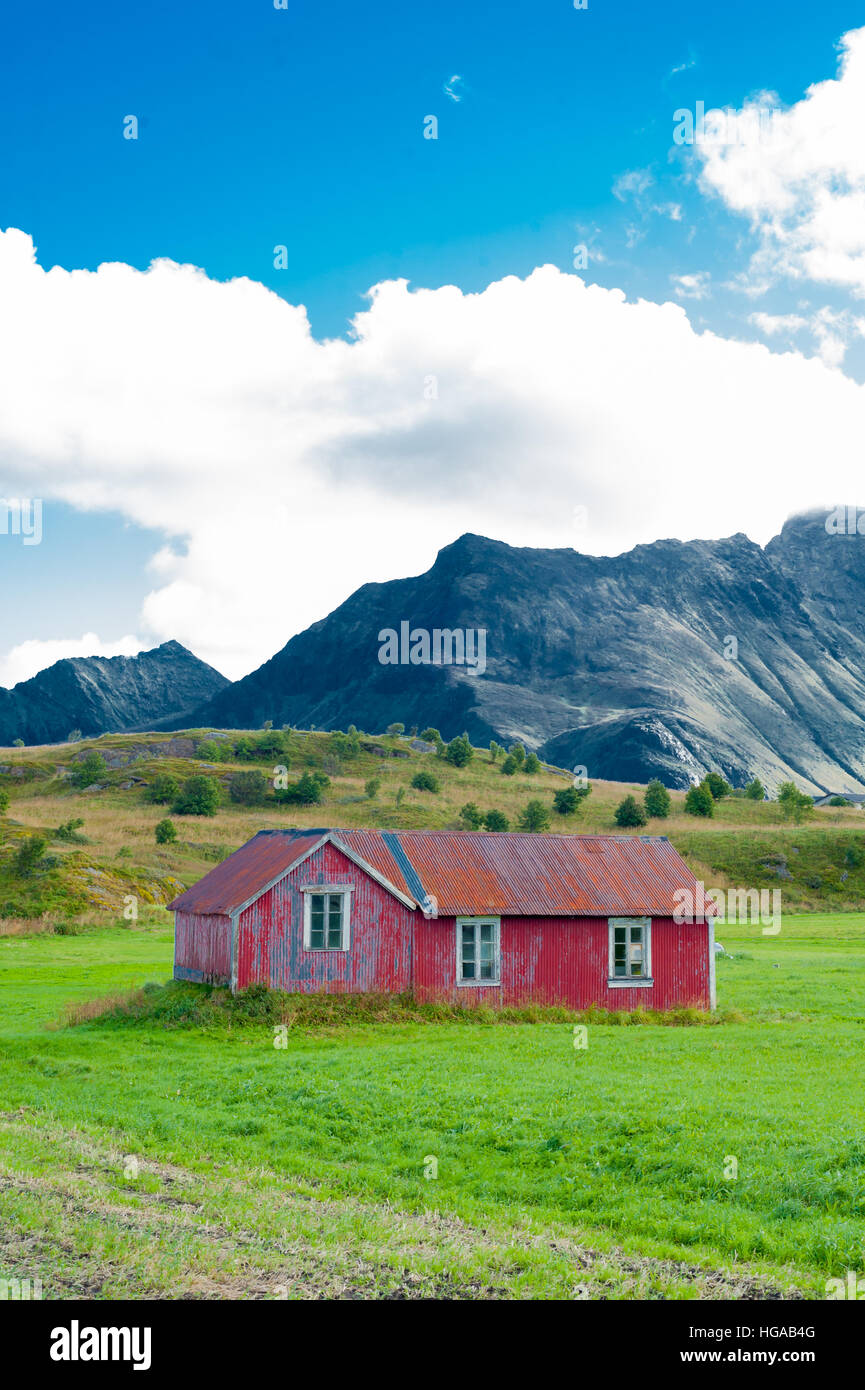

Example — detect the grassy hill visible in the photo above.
[3,726,865,928]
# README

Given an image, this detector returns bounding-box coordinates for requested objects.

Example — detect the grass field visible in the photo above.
[1,909,863,1299]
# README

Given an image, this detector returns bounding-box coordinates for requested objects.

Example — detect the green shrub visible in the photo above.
[489,741,504,762]
[275,771,329,806]
[411,771,440,793]
[445,734,474,768]
[745,777,766,801]
[459,802,483,829]
[14,835,48,876]
[364,777,381,800]
[420,728,442,745]
[777,781,814,823]
[229,770,269,805]
[0,788,8,816]
[553,787,580,815]
[483,809,509,831]
[644,779,671,818]
[195,740,223,762]
[684,784,714,818]
[500,754,519,776]
[704,771,732,801]
[828,795,850,808]
[144,773,180,805]
[518,799,551,832]
[54,817,87,843]
[614,795,647,828]
[523,752,542,775]
[155,819,177,845]
[329,730,360,760]
[70,752,106,789]
[173,775,221,816]
[386,722,405,738]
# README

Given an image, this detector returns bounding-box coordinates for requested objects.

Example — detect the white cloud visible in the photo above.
[748,312,808,336]
[613,168,654,201]
[443,75,464,103]
[2,229,865,681]
[0,633,144,689]
[693,27,865,299]
[671,272,711,300]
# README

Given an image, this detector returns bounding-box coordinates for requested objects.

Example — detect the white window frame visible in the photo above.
[301,885,354,952]
[608,916,653,987]
[456,916,501,987]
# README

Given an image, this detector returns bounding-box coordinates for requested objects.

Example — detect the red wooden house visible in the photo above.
[169,828,716,1010]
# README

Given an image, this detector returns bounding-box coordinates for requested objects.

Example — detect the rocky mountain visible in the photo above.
[182,511,865,792]
[0,640,229,746]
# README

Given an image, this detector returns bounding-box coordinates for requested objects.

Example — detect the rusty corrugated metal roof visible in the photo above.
[167,830,328,914]
[169,827,709,918]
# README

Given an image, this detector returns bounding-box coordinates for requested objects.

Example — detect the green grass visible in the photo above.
[0,911,863,1298]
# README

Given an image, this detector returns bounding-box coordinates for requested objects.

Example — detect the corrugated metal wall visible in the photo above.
[413,915,710,1009]
[235,841,413,993]
[173,910,232,984]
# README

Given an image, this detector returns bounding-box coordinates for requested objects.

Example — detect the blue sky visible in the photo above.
[2,1,865,682]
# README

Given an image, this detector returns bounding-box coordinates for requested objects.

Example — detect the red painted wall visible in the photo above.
[174,910,232,984]
[176,855,711,1008]
[412,915,711,1010]
[235,842,414,993]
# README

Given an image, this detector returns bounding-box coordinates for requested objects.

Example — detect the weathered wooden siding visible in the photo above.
[235,841,414,993]
[413,915,710,1009]
[173,910,232,984]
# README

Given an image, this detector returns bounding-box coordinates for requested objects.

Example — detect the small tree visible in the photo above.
[155,818,177,845]
[420,728,443,745]
[518,799,551,832]
[67,728,83,743]
[776,781,814,823]
[445,734,474,768]
[70,752,107,789]
[386,722,405,738]
[489,741,504,763]
[745,777,765,801]
[523,752,542,775]
[229,770,269,805]
[553,787,581,815]
[500,754,519,776]
[644,779,671,819]
[365,777,381,800]
[508,742,526,767]
[0,788,8,816]
[704,771,732,801]
[173,775,221,816]
[411,771,440,793]
[144,773,180,805]
[14,835,47,876]
[255,730,286,759]
[828,795,850,807]
[12,738,24,748]
[459,802,483,830]
[684,783,714,818]
[614,795,647,828]
[484,809,509,831]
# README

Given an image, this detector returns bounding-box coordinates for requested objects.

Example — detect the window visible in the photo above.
[456,917,501,985]
[302,887,352,951]
[608,917,652,985]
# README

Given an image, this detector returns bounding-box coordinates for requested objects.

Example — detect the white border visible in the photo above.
[607,916,653,988]
[455,915,501,987]
[302,885,354,951]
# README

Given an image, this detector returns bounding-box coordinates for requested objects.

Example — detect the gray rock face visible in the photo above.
[183,511,865,792]
[0,641,229,747]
